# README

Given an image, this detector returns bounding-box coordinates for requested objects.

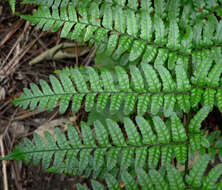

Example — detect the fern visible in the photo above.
[3,0,222,189]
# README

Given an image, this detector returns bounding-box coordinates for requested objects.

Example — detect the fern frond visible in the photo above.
[2,112,211,177]
[19,1,222,60]
[13,63,221,116]
[18,1,191,64]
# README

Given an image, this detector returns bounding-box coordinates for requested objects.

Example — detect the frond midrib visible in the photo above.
[14,85,222,103]
[15,90,191,102]
[17,140,189,155]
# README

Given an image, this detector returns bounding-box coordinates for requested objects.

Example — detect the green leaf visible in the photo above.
[149,169,169,190]
[121,171,139,190]
[167,164,185,190]
[189,106,211,133]
[185,155,210,187]
[9,0,15,13]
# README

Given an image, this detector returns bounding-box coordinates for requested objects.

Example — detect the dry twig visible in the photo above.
[0,136,8,190]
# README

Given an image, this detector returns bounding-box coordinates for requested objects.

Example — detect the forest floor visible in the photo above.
[0,1,91,189]
[1,1,222,190]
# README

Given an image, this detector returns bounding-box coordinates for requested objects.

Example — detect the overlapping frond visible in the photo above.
[75,156,222,190]
[13,63,222,116]
[1,112,210,177]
